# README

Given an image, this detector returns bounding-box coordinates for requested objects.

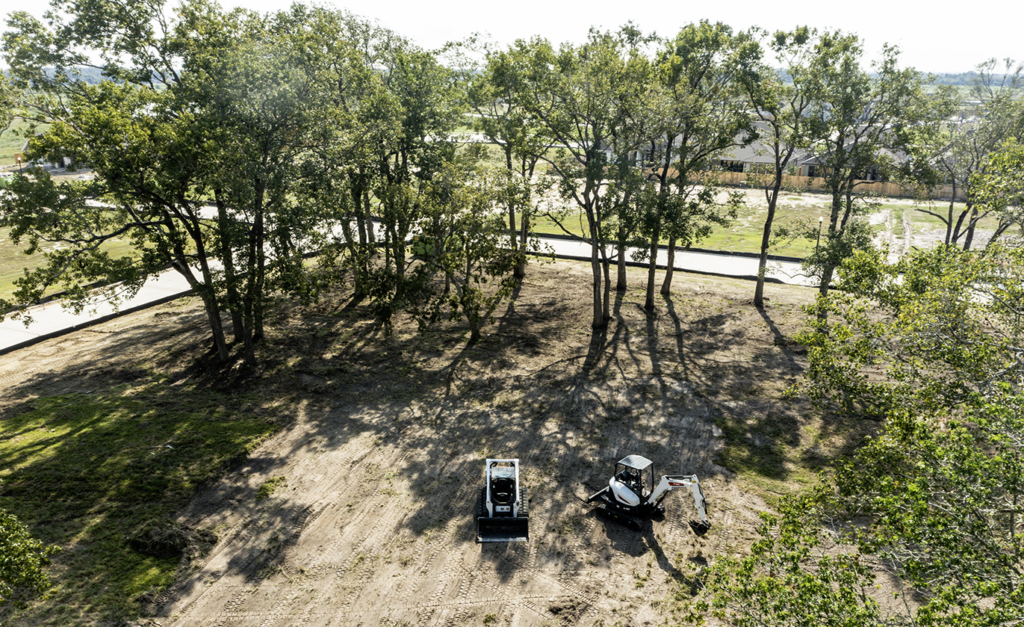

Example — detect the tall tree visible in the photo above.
[415,162,527,342]
[297,11,407,302]
[642,21,749,310]
[509,30,656,328]
[695,245,1024,627]
[801,33,936,296]
[738,27,818,309]
[920,58,1024,249]
[362,44,464,329]
[466,42,548,279]
[974,138,1024,244]
[0,0,346,364]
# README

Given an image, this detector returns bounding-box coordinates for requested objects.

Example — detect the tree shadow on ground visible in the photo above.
[0,264,862,624]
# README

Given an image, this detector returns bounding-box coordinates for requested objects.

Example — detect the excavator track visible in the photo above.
[595,506,644,531]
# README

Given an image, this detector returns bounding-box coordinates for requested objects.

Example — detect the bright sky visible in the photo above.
[5,0,1018,74]
[219,0,1016,74]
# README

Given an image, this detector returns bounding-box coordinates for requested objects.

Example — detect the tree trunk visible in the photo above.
[963,206,979,251]
[199,290,230,361]
[644,226,660,311]
[754,182,782,309]
[944,180,956,246]
[602,255,611,322]
[240,179,267,367]
[515,210,528,279]
[819,263,835,297]
[589,223,605,329]
[987,220,1011,248]
[660,237,676,296]
[171,259,229,361]
[215,194,245,342]
[616,225,627,291]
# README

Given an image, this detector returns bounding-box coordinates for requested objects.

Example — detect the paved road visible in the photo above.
[0,235,814,355]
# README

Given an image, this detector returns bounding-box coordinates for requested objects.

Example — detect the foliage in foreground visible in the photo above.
[692,245,1024,626]
[0,507,59,608]
[697,393,1024,626]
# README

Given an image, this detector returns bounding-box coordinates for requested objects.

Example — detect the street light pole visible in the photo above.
[815,216,823,255]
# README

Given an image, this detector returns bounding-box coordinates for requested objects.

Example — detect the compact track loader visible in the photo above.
[586,455,710,534]
[476,459,529,543]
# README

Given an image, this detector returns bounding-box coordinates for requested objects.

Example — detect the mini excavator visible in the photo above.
[586,455,710,534]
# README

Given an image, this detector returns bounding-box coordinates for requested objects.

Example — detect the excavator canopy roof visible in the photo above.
[617,455,653,471]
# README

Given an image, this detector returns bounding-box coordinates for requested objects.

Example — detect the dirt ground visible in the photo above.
[0,260,824,627]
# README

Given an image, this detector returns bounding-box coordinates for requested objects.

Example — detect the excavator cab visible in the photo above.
[614,455,654,501]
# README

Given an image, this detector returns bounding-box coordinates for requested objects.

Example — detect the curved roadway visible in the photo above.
[0,235,814,355]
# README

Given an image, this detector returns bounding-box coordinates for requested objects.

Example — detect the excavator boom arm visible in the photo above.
[650,474,709,526]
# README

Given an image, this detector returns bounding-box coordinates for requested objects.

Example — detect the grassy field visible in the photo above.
[0,227,141,305]
[531,192,996,257]
[0,361,282,624]
[0,118,47,167]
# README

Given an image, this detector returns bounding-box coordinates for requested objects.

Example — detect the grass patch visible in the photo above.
[0,380,280,625]
[0,227,142,304]
[529,192,1003,258]
[0,118,45,166]
[255,476,287,501]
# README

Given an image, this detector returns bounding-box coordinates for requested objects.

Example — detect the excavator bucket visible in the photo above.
[689,519,711,536]
[477,516,529,543]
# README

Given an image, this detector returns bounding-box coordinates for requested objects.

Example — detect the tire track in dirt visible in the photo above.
[166,426,416,624]
[0,339,91,390]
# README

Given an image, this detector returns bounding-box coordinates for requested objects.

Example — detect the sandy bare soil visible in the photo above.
[1,260,823,627]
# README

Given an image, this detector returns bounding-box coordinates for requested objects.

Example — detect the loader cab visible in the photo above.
[489,461,517,508]
[614,455,654,501]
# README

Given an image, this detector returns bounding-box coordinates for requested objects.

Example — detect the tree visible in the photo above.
[346,39,464,330]
[1,0,348,365]
[643,22,749,309]
[507,31,655,328]
[799,245,1024,419]
[184,4,345,364]
[919,59,1024,249]
[0,73,13,132]
[294,10,406,303]
[693,494,892,627]
[465,41,548,279]
[973,138,1024,244]
[416,163,527,342]
[0,507,59,608]
[738,27,818,309]
[800,33,937,296]
[695,245,1024,627]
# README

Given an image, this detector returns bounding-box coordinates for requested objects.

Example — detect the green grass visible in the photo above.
[0,227,141,305]
[255,475,287,501]
[0,381,280,625]
[530,193,1002,258]
[0,118,48,167]
[531,203,821,257]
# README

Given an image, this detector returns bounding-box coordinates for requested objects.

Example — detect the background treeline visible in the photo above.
[3,65,1002,88]
[1,1,1024,625]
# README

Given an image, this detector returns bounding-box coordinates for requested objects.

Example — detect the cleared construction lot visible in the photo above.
[1,260,830,626]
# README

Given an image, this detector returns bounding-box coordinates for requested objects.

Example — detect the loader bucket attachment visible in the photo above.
[477,516,529,543]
